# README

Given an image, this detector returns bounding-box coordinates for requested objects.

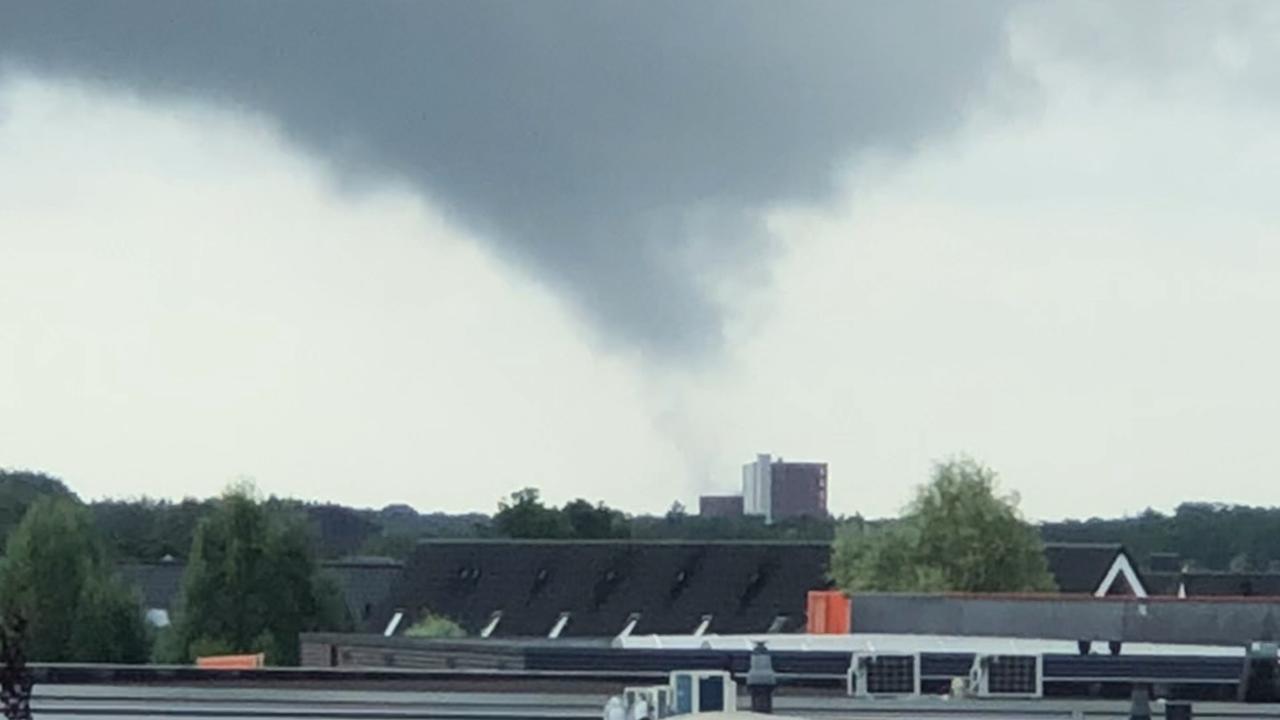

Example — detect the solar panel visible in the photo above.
[850,653,920,697]
[980,655,1041,697]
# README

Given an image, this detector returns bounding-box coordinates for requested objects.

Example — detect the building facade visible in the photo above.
[742,453,773,519]
[769,460,827,522]
[741,453,828,523]
[698,494,745,518]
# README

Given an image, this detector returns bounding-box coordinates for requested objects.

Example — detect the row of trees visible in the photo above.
[0,474,834,566]
[11,467,1280,571]
[0,481,347,664]
[0,471,490,564]
[1041,503,1280,572]
[491,488,836,541]
[83,497,488,563]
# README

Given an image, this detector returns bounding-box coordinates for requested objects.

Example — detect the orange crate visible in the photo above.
[196,653,265,669]
[806,590,850,634]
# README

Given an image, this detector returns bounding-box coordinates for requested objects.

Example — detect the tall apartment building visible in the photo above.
[742,453,828,523]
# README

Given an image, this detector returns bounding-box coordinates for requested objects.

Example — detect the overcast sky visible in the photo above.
[2,1,1279,519]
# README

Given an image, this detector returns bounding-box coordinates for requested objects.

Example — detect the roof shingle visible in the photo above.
[1042,542,1133,594]
[385,539,832,637]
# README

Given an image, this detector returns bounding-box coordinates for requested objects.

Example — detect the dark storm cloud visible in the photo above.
[0,1,1017,357]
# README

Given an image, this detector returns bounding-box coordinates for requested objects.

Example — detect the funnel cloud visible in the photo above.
[0,1,1018,357]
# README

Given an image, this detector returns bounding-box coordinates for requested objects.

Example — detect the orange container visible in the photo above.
[806,590,851,634]
[196,653,265,669]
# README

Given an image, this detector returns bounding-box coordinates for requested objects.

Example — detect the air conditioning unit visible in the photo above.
[847,653,921,698]
[624,685,673,718]
[669,670,736,715]
[967,654,1043,698]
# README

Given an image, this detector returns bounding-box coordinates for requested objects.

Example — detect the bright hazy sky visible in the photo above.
[2,2,1279,518]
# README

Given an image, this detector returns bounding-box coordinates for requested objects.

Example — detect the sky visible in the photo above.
[2,1,1279,519]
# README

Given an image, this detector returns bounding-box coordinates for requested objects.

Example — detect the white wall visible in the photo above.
[742,453,772,521]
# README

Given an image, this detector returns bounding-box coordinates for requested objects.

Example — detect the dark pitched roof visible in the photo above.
[324,556,404,568]
[118,560,185,610]
[1142,571,1183,596]
[387,539,832,638]
[322,559,405,632]
[1146,552,1183,574]
[1180,572,1280,598]
[1042,542,1131,594]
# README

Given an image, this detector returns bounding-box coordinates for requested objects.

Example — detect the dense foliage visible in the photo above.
[92,498,210,561]
[0,470,77,544]
[493,488,575,539]
[90,496,489,562]
[11,463,1280,587]
[159,485,348,665]
[1041,502,1280,572]
[0,496,149,662]
[831,458,1056,593]
[404,611,467,638]
[491,487,836,542]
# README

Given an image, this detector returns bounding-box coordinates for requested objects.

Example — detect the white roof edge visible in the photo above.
[614,632,1243,657]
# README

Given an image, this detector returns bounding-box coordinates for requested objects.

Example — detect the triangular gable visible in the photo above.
[1094,550,1148,598]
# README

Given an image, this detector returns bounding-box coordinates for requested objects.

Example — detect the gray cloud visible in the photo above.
[0,1,1017,358]
[1012,1,1280,93]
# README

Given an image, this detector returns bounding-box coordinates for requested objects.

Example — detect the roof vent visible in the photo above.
[549,612,572,639]
[383,609,405,637]
[693,614,713,637]
[480,611,502,639]
[617,613,641,639]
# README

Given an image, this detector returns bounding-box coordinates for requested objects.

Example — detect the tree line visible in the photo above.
[489,487,836,542]
[0,471,836,567]
[0,476,348,664]
[8,467,1280,572]
[1040,503,1280,572]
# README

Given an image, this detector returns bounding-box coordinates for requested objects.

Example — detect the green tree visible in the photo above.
[832,520,947,592]
[0,496,148,662]
[832,457,1055,593]
[91,497,211,561]
[493,489,571,539]
[404,611,466,638]
[69,572,152,662]
[163,484,347,665]
[562,499,629,539]
[0,469,76,544]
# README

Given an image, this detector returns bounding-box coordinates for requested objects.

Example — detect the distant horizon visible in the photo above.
[4,464,1266,525]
